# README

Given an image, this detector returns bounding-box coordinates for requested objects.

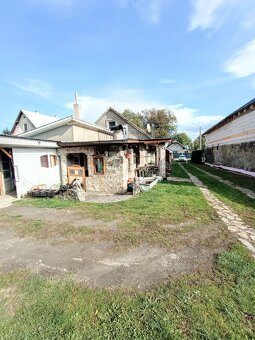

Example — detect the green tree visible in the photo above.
[142,108,177,138]
[172,132,192,148]
[2,128,11,135]
[122,108,177,138]
[122,109,144,129]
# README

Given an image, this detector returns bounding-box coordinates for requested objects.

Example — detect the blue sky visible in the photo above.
[1,0,255,138]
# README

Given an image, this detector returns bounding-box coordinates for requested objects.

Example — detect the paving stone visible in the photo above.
[227,226,239,232]
[237,232,249,239]
[238,238,255,254]
[179,163,255,259]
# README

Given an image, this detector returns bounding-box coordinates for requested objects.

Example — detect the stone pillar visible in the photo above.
[158,145,166,178]
[139,146,146,166]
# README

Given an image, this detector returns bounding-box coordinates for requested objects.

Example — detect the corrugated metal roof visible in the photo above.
[21,110,59,128]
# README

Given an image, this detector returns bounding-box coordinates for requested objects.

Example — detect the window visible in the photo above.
[50,155,57,167]
[40,155,49,168]
[93,157,105,175]
[23,123,28,132]
[108,121,116,130]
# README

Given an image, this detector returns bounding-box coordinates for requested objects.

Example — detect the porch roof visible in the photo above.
[58,138,172,148]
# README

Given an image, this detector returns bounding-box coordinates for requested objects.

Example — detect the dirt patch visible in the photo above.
[0,221,234,290]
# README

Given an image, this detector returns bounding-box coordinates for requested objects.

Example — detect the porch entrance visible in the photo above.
[66,153,88,190]
[0,148,15,195]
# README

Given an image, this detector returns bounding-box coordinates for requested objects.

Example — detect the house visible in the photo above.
[0,134,170,198]
[18,115,113,142]
[0,135,60,198]
[203,98,255,171]
[11,110,59,135]
[95,107,151,140]
[58,138,170,194]
[167,141,191,160]
[2,96,171,198]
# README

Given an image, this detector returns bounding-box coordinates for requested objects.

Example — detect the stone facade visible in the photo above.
[205,142,255,171]
[58,146,129,194]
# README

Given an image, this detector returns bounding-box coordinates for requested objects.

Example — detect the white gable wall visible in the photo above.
[13,148,60,198]
[28,125,74,141]
[13,114,35,135]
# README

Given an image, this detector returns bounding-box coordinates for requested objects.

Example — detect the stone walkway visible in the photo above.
[191,165,255,199]
[179,164,255,258]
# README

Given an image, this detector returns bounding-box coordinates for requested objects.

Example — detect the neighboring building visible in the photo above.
[167,141,191,160]
[203,98,255,171]
[95,107,151,140]
[11,110,59,135]
[0,135,60,198]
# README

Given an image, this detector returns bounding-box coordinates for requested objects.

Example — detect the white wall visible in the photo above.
[13,115,35,135]
[12,148,60,198]
[206,109,255,147]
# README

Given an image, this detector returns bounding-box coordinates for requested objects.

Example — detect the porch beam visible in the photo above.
[0,147,12,160]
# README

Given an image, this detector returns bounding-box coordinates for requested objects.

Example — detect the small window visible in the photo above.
[93,157,105,175]
[40,155,49,168]
[50,155,57,167]
[23,123,28,132]
[108,121,116,130]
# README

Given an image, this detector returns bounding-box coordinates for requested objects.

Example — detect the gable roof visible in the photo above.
[95,107,151,139]
[18,115,113,138]
[203,97,255,136]
[167,140,186,149]
[11,109,59,134]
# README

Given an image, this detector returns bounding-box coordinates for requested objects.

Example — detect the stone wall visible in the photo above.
[205,142,255,171]
[58,146,129,194]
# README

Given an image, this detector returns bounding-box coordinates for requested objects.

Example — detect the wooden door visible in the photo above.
[67,165,85,190]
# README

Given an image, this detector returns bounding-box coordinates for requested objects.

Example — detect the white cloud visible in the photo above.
[189,0,227,31]
[189,0,255,32]
[224,39,255,78]
[11,79,53,97]
[66,89,223,138]
[115,0,167,23]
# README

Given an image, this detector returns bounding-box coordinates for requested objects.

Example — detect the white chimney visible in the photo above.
[73,92,82,119]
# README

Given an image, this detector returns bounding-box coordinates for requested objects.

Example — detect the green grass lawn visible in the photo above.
[171,161,190,178]
[195,163,255,192]
[0,244,254,339]
[1,173,255,338]
[183,163,255,228]
[12,181,217,247]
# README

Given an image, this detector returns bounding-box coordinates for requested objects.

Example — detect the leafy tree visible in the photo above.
[142,108,177,138]
[172,132,192,148]
[122,108,177,138]
[2,128,11,135]
[122,109,144,129]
